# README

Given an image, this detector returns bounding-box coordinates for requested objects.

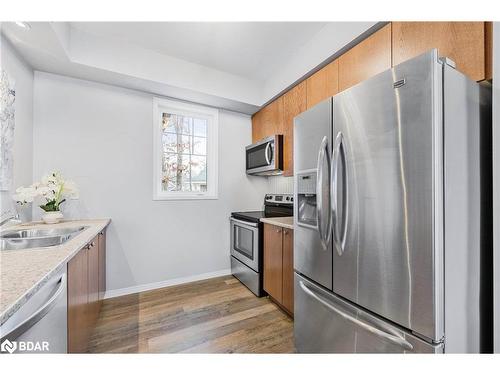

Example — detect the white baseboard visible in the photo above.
[103,268,232,299]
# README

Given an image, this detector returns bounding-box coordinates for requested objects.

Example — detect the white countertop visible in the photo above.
[0,219,110,324]
[260,216,294,230]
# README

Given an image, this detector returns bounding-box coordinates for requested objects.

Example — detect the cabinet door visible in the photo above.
[98,230,106,300]
[282,81,307,176]
[306,59,339,109]
[338,23,392,92]
[251,110,264,144]
[87,236,100,325]
[392,22,487,82]
[251,97,284,143]
[282,229,294,314]
[67,247,89,353]
[263,224,283,303]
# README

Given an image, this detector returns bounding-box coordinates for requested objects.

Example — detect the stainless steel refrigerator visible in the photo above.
[293,50,492,353]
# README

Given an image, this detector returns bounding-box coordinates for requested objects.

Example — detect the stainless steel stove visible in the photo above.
[230,194,293,296]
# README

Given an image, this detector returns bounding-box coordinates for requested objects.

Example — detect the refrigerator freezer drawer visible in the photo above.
[294,273,443,353]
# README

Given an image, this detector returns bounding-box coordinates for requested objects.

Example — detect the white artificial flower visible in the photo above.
[41,172,60,186]
[63,180,79,199]
[13,171,79,207]
[13,186,38,204]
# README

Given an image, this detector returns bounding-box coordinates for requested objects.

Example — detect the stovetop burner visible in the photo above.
[231,194,293,223]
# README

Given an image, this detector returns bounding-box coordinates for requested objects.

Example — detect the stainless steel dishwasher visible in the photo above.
[0,267,67,354]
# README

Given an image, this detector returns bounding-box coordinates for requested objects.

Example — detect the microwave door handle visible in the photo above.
[299,281,414,351]
[316,136,331,250]
[264,142,272,165]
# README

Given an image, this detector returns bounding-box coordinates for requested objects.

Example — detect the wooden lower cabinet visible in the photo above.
[263,224,283,302]
[87,237,100,325]
[281,228,294,313]
[67,244,90,353]
[263,224,294,315]
[98,231,106,300]
[67,230,107,353]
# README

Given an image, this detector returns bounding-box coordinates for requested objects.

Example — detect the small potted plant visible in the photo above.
[13,171,79,224]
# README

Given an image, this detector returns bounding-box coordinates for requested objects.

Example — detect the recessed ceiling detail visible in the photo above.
[1,22,376,114]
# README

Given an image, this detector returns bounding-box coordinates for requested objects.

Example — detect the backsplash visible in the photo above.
[267,175,293,194]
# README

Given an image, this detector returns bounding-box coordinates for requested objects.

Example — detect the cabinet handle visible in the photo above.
[284,230,288,235]
[276,228,281,233]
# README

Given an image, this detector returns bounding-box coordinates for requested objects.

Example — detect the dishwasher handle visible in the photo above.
[0,274,67,342]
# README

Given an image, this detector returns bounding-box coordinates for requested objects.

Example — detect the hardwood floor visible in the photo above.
[87,276,295,353]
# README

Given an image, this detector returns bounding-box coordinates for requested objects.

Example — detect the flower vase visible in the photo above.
[42,211,63,224]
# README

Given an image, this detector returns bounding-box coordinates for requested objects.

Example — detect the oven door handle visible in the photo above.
[230,217,259,228]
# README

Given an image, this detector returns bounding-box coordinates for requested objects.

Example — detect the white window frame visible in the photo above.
[153,97,219,200]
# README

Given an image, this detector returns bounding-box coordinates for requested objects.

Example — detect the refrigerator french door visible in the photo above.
[293,50,490,353]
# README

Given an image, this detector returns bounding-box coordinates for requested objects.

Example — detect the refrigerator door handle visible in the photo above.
[332,132,348,256]
[299,280,414,351]
[316,136,331,250]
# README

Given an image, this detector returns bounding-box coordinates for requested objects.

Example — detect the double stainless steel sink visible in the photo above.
[0,226,88,251]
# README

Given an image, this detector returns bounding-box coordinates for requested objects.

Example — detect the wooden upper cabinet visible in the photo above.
[251,110,264,144]
[392,22,487,82]
[338,23,392,92]
[282,81,306,176]
[485,22,492,80]
[251,97,284,144]
[306,59,339,109]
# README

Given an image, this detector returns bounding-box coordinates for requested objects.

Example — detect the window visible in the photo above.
[153,98,218,200]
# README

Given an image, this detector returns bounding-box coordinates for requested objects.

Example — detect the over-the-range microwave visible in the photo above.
[245,135,283,176]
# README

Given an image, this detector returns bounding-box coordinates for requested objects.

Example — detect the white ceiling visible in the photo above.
[70,22,327,82]
[1,21,377,114]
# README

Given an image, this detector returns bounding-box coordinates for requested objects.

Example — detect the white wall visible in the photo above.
[493,22,500,353]
[33,72,267,293]
[267,175,294,195]
[0,35,33,221]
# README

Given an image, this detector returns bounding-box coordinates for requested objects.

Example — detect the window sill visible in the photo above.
[152,193,218,201]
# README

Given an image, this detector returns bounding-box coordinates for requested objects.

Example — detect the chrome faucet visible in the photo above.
[0,210,22,228]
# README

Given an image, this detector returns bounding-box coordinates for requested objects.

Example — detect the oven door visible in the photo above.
[230,217,260,272]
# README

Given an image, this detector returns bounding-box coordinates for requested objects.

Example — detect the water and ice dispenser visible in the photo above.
[296,171,318,228]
